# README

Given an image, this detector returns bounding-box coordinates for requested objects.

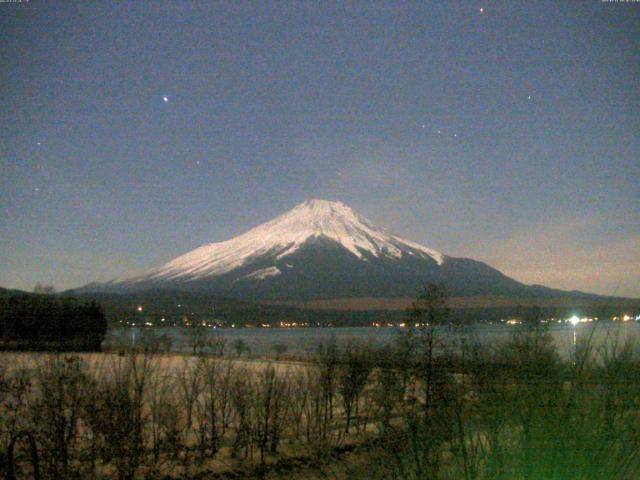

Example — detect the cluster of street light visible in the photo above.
[126,305,639,329]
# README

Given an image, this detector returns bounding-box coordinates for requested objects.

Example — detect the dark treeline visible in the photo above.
[0,295,107,351]
[69,288,639,328]
[1,285,639,479]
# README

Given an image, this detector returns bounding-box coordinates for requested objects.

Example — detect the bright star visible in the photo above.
[163,96,169,103]
[480,7,484,14]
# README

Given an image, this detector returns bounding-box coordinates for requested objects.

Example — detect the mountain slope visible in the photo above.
[83,199,604,302]
[123,199,444,284]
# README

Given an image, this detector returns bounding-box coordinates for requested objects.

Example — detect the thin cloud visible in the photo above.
[470,216,640,297]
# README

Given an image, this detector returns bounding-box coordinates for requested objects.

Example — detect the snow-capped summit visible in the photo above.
[126,199,444,285]
[275,199,444,263]
[95,199,530,300]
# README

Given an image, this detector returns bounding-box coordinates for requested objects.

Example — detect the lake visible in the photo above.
[107,321,640,360]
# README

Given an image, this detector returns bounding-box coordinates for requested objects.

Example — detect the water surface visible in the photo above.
[107,322,640,360]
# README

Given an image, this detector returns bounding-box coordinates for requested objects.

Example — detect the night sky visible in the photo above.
[1,1,638,296]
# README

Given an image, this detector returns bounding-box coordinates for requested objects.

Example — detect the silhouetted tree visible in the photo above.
[33,283,56,295]
[0,296,107,351]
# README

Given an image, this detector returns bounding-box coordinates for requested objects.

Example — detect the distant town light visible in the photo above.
[569,315,580,326]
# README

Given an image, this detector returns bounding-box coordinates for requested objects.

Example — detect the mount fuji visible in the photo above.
[83,199,596,302]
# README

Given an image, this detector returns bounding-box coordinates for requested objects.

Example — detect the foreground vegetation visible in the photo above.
[1,286,639,479]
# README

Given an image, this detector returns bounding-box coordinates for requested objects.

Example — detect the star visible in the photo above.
[163,96,169,103]
[480,7,484,14]
[37,141,41,146]
[34,187,40,192]
[421,124,426,129]
[437,130,441,134]
[527,95,532,100]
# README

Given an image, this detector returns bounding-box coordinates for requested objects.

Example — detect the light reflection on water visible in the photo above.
[107,322,640,359]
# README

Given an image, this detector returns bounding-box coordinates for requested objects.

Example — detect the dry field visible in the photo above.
[269,295,640,311]
[0,352,309,376]
[0,347,386,479]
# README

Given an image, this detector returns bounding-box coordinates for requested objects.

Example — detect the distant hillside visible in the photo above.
[73,290,306,327]
[275,295,640,311]
[0,286,36,298]
[4,284,638,328]
[67,289,639,328]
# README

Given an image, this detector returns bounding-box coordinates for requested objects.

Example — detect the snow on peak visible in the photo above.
[129,199,445,283]
[242,266,281,281]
